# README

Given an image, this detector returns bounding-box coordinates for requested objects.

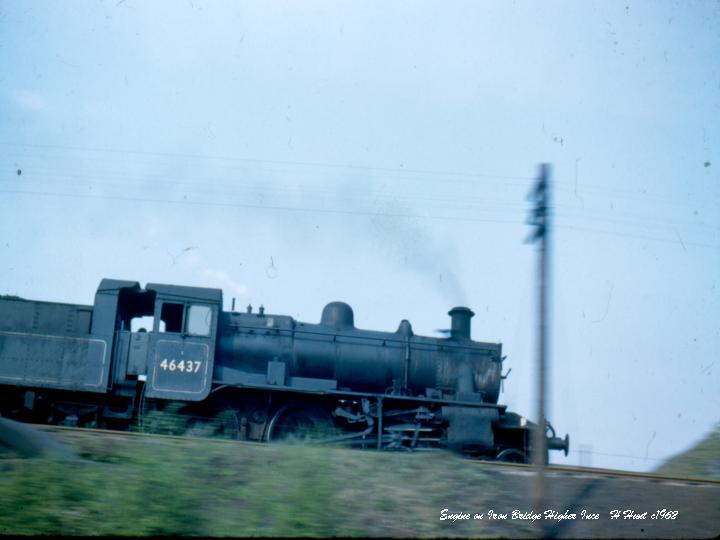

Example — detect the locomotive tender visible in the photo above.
[0,278,568,461]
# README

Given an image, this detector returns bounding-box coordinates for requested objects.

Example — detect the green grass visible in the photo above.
[0,432,505,537]
[655,424,720,480]
[5,426,718,537]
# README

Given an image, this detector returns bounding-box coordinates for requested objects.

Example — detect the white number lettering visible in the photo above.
[159,358,202,374]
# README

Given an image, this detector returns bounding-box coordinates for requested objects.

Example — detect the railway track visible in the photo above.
[471,459,720,486]
[29,422,267,447]
[11,422,717,487]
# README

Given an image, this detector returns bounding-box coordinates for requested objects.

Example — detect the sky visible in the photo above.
[0,0,718,472]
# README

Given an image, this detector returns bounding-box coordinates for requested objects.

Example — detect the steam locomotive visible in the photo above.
[0,278,568,461]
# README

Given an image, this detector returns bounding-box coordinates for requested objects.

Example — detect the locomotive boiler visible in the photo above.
[0,278,569,462]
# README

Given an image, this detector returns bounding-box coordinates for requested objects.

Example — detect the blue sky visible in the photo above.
[1,0,718,471]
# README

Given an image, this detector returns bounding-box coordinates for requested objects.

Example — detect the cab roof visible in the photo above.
[97,278,222,304]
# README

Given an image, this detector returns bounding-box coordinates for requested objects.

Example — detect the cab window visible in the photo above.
[187,305,212,336]
[160,302,184,333]
[130,315,154,332]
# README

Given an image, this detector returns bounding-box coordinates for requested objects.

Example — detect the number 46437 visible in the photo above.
[159,358,201,373]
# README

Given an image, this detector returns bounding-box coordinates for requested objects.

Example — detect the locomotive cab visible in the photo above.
[109,281,222,402]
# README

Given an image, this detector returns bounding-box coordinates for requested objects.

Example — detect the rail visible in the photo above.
[12,424,719,487]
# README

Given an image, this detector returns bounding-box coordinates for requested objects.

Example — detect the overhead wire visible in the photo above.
[1,144,718,248]
[3,173,717,240]
[3,157,717,229]
[558,224,718,249]
[1,185,718,250]
[1,177,713,238]
[0,141,535,182]
[0,188,523,225]
[0,167,533,212]
[567,448,665,463]
[3,157,717,232]
[4,141,717,206]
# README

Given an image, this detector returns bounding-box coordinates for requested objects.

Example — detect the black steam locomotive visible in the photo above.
[0,279,568,461]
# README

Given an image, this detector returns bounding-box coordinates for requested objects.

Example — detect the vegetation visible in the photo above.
[0,430,518,537]
[3,425,718,537]
[655,423,720,480]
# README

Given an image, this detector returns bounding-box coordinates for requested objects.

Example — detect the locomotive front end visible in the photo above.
[213,299,567,460]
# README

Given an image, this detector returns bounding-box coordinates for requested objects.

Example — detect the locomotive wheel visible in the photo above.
[265,405,335,443]
[496,448,528,463]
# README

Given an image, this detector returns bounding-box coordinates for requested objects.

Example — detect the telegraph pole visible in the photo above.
[528,163,551,514]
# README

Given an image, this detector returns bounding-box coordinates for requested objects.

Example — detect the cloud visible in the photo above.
[12,90,47,111]
[201,268,248,297]
[12,89,48,111]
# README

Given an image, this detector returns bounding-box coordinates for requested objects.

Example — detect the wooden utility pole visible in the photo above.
[528,163,551,513]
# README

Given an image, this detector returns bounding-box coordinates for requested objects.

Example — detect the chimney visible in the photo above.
[448,307,474,340]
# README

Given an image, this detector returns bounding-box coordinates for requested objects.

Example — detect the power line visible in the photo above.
[4,163,718,234]
[0,168,534,212]
[0,141,534,182]
[3,146,718,244]
[567,449,665,462]
[1,150,535,192]
[2,187,717,249]
[559,224,719,249]
[4,143,717,206]
[4,159,718,229]
[0,188,521,225]
[556,211,720,235]
[4,170,718,241]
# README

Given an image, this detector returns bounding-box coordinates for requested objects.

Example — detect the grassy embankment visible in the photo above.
[0,430,529,537]
[3,424,720,537]
[655,423,720,480]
